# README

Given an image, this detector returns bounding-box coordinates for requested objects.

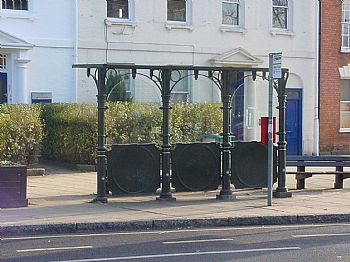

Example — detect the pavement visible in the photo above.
[1,164,350,236]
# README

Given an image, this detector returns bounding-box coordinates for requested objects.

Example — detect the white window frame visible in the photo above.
[342,0,350,52]
[1,0,29,11]
[0,0,33,19]
[340,79,350,132]
[106,0,135,24]
[166,0,192,25]
[222,0,240,27]
[271,0,293,32]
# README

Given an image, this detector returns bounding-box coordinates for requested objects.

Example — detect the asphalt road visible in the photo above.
[1,223,350,262]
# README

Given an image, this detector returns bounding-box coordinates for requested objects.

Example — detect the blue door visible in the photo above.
[0,72,7,103]
[286,89,302,155]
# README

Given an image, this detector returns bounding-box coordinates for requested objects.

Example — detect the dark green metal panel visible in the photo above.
[172,143,221,192]
[231,142,277,189]
[107,144,160,195]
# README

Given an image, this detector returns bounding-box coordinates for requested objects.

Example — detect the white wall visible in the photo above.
[76,0,317,154]
[0,0,76,103]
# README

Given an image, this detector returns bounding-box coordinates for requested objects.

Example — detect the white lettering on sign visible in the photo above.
[272,53,282,79]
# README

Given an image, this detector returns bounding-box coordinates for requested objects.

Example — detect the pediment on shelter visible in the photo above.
[0,30,33,49]
[210,47,263,67]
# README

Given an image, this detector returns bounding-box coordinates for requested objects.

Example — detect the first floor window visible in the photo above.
[2,0,28,10]
[107,0,129,19]
[340,80,350,129]
[272,0,288,29]
[0,54,6,70]
[167,0,187,22]
[170,70,190,102]
[222,0,239,26]
[342,0,350,49]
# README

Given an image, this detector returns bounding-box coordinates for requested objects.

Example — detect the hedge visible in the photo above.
[41,103,223,165]
[0,104,43,165]
[40,104,97,165]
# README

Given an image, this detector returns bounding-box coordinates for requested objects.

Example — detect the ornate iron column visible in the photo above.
[157,68,176,201]
[96,66,108,203]
[274,71,292,198]
[217,70,235,200]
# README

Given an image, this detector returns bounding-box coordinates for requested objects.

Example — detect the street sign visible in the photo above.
[272,53,282,79]
[267,52,282,206]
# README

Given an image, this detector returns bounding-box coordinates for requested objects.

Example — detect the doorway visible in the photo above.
[285,88,302,155]
[0,72,8,103]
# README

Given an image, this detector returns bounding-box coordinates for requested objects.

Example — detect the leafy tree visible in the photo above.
[105,71,133,102]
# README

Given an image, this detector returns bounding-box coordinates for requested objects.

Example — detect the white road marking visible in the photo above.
[163,238,234,244]
[4,223,350,241]
[52,247,301,262]
[292,233,350,238]
[17,246,93,253]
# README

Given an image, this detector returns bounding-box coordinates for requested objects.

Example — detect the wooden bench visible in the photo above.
[286,156,350,189]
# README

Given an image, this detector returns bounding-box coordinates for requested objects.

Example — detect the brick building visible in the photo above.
[320,0,350,154]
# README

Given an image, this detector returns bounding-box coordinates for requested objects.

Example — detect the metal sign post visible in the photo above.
[268,52,282,206]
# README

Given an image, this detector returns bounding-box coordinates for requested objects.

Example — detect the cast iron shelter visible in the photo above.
[73,64,292,202]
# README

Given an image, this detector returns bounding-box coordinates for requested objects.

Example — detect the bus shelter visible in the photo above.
[73,64,292,203]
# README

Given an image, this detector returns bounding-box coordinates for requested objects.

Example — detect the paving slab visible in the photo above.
[1,165,350,236]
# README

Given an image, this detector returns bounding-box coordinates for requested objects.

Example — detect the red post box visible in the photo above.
[261,117,276,144]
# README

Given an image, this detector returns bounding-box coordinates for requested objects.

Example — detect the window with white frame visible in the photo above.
[167,0,187,23]
[342,0,350,50]
[170,70,190,103]
[0,54,6,70]
[107,0,129,20]
[340,80,350,130]
[1,0,28,10]
[222,0,240,26]
[272,0,288,29]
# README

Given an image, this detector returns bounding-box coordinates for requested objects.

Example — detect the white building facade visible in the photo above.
[1,0,318,155]
[0,0,76,104]
[76,0,318,155]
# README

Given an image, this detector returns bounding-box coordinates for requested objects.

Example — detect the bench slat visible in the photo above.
[286,162,350,167]
[287,156,350,161]
[286,171,350,175]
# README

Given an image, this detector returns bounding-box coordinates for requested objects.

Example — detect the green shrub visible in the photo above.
[40,104,97,164]
[40,102,223,164]
[0,104,43,165]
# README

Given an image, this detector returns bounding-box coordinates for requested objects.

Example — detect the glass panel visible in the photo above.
[340,113,350,129]
[107,0,129,19]
[170,70,189,102]
[340,81,350,128]
[0,54,6,70]
[273,0,288,7]
[222,2,239,25]
[170,92,188,103]
[340,102,350,111]
[21,0,28,10]
[117,69,131,91]
[167,0,186,22]
[2,0,28,10]
[273,7,287,29]
[14,0,20,10]
[341,80,350,100]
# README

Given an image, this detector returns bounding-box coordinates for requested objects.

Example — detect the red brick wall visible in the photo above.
[320,0,350,154]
